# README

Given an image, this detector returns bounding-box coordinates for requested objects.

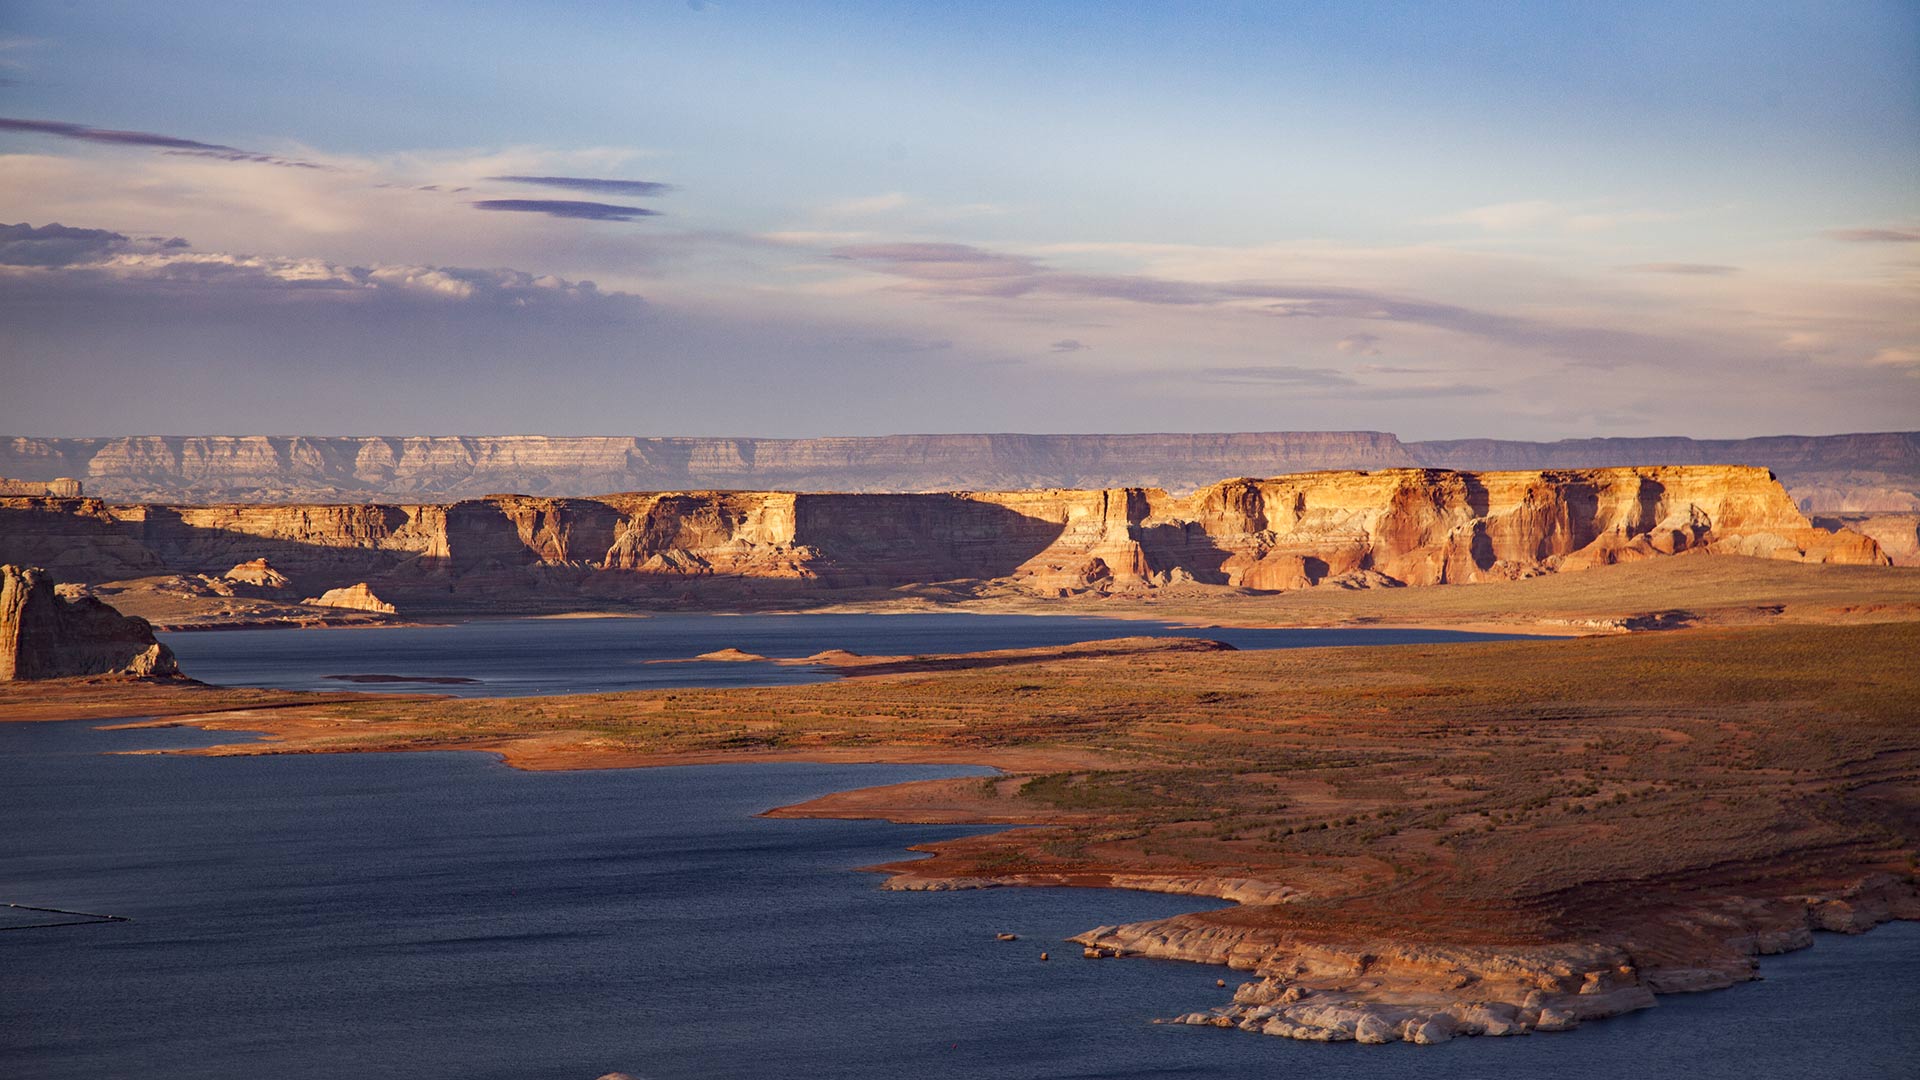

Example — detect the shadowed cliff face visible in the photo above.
[0,565,178,680]
[0,468,1887,614]
[2,432,1915,510]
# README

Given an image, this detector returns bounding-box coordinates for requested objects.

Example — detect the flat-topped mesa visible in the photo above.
[0,565,178,680]
[996,465,1887,593]
[0,466,1887,606]
[0,432,1417,501]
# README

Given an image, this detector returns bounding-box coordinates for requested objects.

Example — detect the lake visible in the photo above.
[4,719,1917,1079]
[158,613,1548,696]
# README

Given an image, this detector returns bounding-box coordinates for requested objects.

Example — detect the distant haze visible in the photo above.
[3,431,1914,511]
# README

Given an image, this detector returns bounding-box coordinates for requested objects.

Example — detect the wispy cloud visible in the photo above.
[1336,332,1381,355]
[1825,227,1920,244]
[0,222,178,267]
[850,334,953,354]
[1621,262,1740,276]
[831,240,1664,364]
[1434,199,1680,233]
[470,198,660,222]
[1198,364,1354,388]
[486,175,674,197]
[0,220,634,310]
[1194,364,1493,399]
[0,116,323,168]
[1048,338,1088,352]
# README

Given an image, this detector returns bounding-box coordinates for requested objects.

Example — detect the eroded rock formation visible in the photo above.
[302,583,397,614]
[0,467,1886,616]
[1816,512,1920,567]
[225,558,292,589]
[0,564,178,680]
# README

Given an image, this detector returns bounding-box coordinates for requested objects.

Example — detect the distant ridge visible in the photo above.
[1,431,1915,511]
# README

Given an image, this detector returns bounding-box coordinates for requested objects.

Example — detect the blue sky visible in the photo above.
[1,1,1915,437]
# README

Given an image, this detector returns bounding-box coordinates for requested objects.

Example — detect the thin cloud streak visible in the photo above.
[1622,262,1741,275]
[1825,227,1920,244]
[0,116,324,168]
[832,241,1669,365]
[1193,364,1494,399]
[471,198,661,222]
[487,175,675,196]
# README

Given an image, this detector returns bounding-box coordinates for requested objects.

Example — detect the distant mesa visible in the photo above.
[0,476,82,498]
[302,583,398,615]
[0,564,179,680]
[2,431,1915,511]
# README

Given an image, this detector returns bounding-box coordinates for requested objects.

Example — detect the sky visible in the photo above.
[0,1,1915,440]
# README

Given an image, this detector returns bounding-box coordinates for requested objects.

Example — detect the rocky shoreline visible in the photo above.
[884,864,1920,1045]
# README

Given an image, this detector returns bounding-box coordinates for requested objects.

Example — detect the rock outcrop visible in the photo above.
[0,467,1886,614]
[225,558,292,589]
[301,583,397,614]
[1816,512,1920,567]
[3,431,1912,509]
[0,564,179,679]
[1073,871,1920,1045]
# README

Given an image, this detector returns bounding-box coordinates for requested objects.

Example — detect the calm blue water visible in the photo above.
[160,614,1545,696]
[3,721,1917,1079]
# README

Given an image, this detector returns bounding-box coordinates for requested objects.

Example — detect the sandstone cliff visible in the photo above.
[0,564,178,680]
[0,468,1885,615]
[3,431,1913,509]
[1816,512,1920,567]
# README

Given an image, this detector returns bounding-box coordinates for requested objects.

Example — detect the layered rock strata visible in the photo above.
[301,583,397,614]
[1065,873,1920,1044]
[1816,512,1920,567]
[0,564,178,679]
[3,432,1912,509]
[0,432,1412,502]
[0,468,1885,613]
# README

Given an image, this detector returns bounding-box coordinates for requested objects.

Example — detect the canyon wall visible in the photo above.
[3,432,1913,510]
[0,564,178,680]
[0,468,1885,615]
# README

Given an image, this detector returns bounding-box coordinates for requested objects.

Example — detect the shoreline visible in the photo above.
[144,600,1590,638]
[66,707,1920,1046]
[9,615,1919,1048]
